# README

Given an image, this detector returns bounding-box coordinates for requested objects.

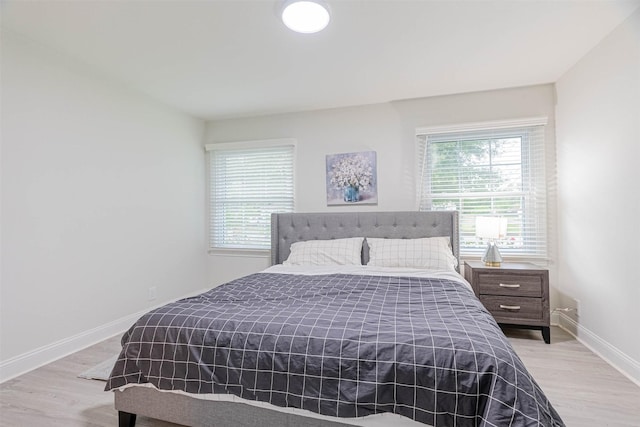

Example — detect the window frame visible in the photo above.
[415,117,548,259]
[205,138,296,255]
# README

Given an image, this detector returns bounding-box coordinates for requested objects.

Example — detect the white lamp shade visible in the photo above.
[282,1,330,33]
[475,216,508,239]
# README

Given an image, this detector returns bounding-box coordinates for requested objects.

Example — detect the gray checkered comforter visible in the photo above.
[106,273,564,427]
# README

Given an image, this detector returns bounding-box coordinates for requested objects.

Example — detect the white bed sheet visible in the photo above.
[263,264,471,290]
[119,266,472,427]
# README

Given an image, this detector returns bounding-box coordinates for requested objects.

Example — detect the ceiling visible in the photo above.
[2,0,638,120]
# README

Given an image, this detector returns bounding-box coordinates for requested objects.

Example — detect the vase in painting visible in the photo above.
[343,186,360,202]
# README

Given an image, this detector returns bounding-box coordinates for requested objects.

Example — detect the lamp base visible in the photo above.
[482,242,503,267]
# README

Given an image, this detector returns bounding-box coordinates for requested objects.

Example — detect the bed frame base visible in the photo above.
[115,387,355,427]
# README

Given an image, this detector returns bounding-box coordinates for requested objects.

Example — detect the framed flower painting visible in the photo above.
[326,151,378,206]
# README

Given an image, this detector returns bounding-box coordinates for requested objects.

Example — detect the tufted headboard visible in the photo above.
[270,211,459,270]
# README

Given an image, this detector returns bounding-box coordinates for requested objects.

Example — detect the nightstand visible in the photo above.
[464,260,550,344]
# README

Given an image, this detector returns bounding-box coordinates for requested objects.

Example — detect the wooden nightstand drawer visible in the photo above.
[479,295,543,321]
[477,274,542,297]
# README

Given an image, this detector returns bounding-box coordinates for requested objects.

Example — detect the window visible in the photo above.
[416,119,547,258]
[206,139,295,251]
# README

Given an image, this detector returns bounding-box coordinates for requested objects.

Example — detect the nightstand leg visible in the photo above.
[542,327,550,344]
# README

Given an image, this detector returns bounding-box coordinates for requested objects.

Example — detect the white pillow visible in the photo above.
[283,237,364,266]
[366,237,458,271]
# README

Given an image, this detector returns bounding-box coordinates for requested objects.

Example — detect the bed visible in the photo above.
[106,211,564,427]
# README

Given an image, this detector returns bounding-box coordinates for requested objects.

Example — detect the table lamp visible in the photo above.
[476,216,508,267]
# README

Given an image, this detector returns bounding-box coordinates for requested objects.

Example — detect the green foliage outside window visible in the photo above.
[422,126,546,256]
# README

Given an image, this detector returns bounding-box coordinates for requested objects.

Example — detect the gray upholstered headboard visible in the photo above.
[270,211,459,270]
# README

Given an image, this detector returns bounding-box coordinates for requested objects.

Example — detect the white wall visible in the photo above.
[555,10,640,382]
[204,85,558,289]
[0,32,208,379]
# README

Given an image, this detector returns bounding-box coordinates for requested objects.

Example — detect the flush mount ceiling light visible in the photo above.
[281,0,330,34]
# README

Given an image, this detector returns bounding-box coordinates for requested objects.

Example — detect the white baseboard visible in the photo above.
[0,288,211,384]
[557,313,640,387]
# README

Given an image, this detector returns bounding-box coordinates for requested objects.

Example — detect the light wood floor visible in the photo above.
[1,326,639,426]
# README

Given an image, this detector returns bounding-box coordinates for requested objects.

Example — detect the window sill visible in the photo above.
[208,248,270,258]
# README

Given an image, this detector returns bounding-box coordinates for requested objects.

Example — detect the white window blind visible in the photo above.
[416,120,547,258]
[207,140,295,250]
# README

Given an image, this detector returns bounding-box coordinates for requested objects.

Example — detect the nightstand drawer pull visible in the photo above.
[499,283,521,288]
[499,304,521,310]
